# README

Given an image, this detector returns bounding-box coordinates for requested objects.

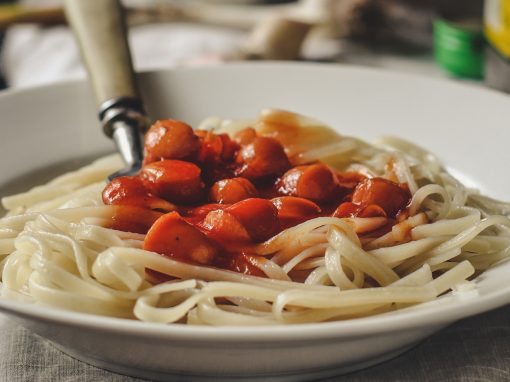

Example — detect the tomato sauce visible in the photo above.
[103,120,411,278]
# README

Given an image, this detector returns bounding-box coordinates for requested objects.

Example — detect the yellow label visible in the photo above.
[485,0,510,58]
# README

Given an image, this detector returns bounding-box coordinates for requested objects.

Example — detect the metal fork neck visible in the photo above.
[99,97,148,174]
[99,96,148,137]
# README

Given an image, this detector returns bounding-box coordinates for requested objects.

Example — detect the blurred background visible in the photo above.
[0,0,506,92]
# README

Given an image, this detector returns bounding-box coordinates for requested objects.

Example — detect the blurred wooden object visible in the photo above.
[244,16,312,60]
[0,1,325,61]
[0,2,294,31]
[0,5,65,29]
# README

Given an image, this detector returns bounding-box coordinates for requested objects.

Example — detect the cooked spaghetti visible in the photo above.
[1,109,509,325]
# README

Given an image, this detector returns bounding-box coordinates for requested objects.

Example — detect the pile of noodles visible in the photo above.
[1,109,509,326]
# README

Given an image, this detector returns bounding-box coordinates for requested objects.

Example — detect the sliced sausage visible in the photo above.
[102,175,175,211]
[351,177,411,217]
[210,177,258,204]
[141,160,204,204]
[278,163,339,202]
[144,119,200,160]
[144,212,218,265]
[235,137,291,181]
[271,196,321,228]
[226,198,280,242]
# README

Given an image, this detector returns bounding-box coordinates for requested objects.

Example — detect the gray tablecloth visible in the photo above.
[1,305,509,382]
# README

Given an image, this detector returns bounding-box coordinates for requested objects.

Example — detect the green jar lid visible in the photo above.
[433,18,485,79]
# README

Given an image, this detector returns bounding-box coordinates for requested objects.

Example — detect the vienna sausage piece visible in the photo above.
[336,171,367,190]
[216,253,266,277]
[144,120,200,160]
[235,137,291,180]
[182,203,228,221]
[234,127,257,145]
[141,160,204,204]
[218,134,239,161]
[333,202,387,218]
[142,148,160,166]
[359,204,387,218]
[202,209,252,243]
[197,131,239,163]
[196,132,239,183]
[271,196,321,228]
[332,202,358,218]
[351,178,410,217]
[210,178,258,204]
[144,212,218,265]
[226,198,280,242]
[102,176,175,211]
[109,206,163,234]
[278,163,339,202]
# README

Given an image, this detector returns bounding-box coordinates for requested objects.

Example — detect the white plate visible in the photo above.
[0,63,510,381]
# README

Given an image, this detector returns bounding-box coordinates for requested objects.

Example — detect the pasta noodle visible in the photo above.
[1,109,509,326]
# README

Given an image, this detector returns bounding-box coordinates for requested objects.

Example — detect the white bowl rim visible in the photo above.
[1,61,508,102]
[0,281,509,342]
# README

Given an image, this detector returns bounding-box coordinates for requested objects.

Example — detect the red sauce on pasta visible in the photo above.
[103,119,411,276]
